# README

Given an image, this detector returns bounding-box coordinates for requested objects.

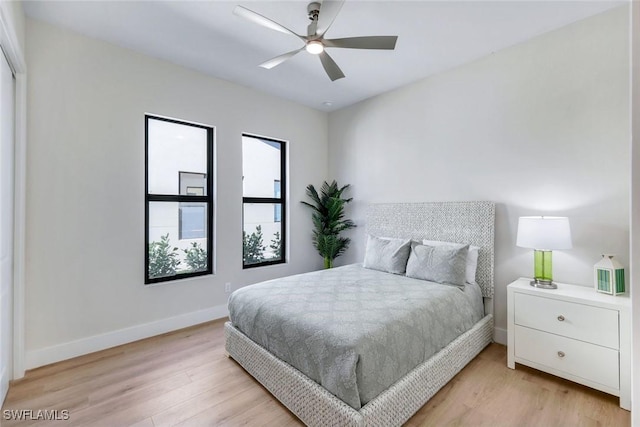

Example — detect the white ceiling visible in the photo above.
[23,1,624,112]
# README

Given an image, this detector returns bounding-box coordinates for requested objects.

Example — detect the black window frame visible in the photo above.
[145,115,214,284]
[242,133,286,269]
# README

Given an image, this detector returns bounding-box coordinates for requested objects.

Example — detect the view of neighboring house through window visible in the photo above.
[242,134,286,268]
[178,172,206,240]
[145,115,214,283]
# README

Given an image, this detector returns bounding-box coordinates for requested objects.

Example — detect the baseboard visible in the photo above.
[493,326,507,345]
[25,304,228,370]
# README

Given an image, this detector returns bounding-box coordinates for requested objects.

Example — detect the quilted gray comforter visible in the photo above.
[228,264,484,410]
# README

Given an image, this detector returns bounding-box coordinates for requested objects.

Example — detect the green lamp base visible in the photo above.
[530,250,557,289]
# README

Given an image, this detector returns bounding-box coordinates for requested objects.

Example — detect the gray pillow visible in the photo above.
[363,235,411,274]
[406,242,469,288]
[423,240,480,284]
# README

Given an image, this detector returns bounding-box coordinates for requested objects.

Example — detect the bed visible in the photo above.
[225,201,495,426]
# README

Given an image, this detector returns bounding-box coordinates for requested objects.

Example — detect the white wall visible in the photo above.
[24,18,328,368]
[328,6,630,343]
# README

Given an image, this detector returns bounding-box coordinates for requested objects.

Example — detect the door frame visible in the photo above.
[0,6,27,380]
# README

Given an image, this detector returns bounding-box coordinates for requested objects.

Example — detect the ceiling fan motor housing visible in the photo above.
[307,2,321,21]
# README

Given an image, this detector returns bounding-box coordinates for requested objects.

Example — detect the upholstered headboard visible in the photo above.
[366,201,495,299]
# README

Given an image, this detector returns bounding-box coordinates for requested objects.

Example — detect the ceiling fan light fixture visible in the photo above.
[235,1,398,81]
[306,40,324,55]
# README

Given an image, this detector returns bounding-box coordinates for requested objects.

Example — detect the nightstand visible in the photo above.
[507,278,630,410]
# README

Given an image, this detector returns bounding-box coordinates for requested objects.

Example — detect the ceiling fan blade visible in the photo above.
[318,51,345,81]
[324,36,398,50]
[315,0,345,37]
[234,6,304,41]
[259,48,305,69]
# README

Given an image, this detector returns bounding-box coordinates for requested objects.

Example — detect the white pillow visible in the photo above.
[423,240,480,284]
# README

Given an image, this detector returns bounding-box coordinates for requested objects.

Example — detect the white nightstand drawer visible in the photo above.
[514,292,619,349]
[515,325,619,390]
[508,279,631,409]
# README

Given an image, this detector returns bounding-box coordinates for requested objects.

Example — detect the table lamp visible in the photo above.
[516,216,572,289]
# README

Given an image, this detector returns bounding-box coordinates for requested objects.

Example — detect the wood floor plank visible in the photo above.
[151,369,254,427]
[127,418,154,427]
[173,385,271,427]
[219,395,301,427]
[2,319,630,427]
[6,324,220,402]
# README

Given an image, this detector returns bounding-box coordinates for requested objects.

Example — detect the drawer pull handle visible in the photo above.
[557,315,565,321]
[557,351,565,358]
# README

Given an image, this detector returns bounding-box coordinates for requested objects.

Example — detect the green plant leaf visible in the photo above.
[301,180,356,268]
[243,225,266,265]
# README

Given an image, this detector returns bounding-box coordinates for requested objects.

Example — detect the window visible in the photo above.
[145,115,214,284]
[242,134,286,268]
[274,180,281,222]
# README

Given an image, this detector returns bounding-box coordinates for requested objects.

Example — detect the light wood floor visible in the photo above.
[2,318,630,426]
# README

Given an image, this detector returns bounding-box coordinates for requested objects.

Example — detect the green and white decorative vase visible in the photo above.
[594,254,625,295]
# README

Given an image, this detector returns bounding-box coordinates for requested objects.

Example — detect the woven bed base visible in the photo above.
[225,314,493,427]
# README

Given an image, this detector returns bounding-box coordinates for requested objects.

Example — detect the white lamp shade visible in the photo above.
[516,216,572,250]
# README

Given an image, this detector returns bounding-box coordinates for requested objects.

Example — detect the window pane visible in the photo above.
[274,181,281,222]
[180,172,206,196]
[243,203,283,265]
[242,136,281,198]
[148,119,208,195]
[179,203,207,239]
[149,201,208,279]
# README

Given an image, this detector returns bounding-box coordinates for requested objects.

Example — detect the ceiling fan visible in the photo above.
[233,1,398,81]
